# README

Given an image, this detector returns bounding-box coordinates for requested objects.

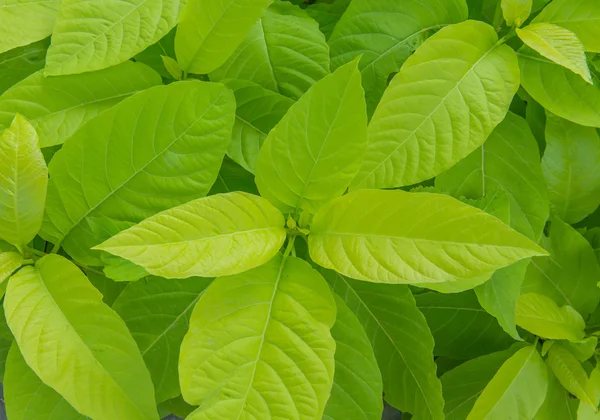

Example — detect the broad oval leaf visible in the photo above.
[175,0,273,74]
[466,346,548,419]
[542,113,600,224]
[517,23,592,83]
[325,272,444,420]
[533,0,600,53]
[309,189,546,285]
[501,0,532,26]
[113,276,213,403]
[179,254,336,419]
[323,294,383,420]
[5,344,86,420]
[41,81,235,266]
[0,114,47,248]
[547,343,595,406]
[45,0,179,75]
[4,254,158,420]
[95,192,286,279]
[0,252,22,284]
[516,293,585,340]
[328,0,467,114]
[0,38,49,96]
[210,1,330,100]
[0,62,161,148]
[255,60,368,214]
[351,20,519,189]
[0,0,59,55]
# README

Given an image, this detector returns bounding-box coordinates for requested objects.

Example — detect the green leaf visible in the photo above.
[45,0,179,75]
[561,337,598,362]
[0,252,23,284]
[501,0,532,26]
[208,157,259,195]
[159,395,194,419]
[351,20,519,189]
[179,254,336,419]
[41,81,235,265]
[541,113,600,224]
[0,0,59,55]
[210,1,329,100]
[518,45,600,127]
[0,38,49,96]
[113,276,213,403]
[134,28,177,79]
[533,0,600,53]
[96,192,286,278]
[87,269,126,306]
[175,0,273,74]
[0,114,47,248]
[0,61,162,148]
[441,346,520,419]
[546,343,595,406]
[326,271,444,420]
[584,227,600,264]
[515,293,586,340]
[328,0,467,115]
[4,254,158,420]
[309,189,547,285]
[534,365,578,420]
[304,0,351,40]
[161,56,182,80]
[517,23,592,83]
[222,79,294,173]
[415,291,513,359]
[323,294,383,420]
[522,217,600,316]
[5,344,86,420]
[255,59,368,214]
[466,346,548,419]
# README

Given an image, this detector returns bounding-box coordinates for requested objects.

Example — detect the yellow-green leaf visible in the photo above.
[516,293,586,340]
[0,252,22,284]
[547,343,595,406]
[501,0,533,26]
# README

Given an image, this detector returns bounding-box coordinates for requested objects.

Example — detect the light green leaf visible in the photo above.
[323,294,383,420]
[309,189,546,285]
[96,192,285,279]
[113,276,213,403]
[533,0,600,53]
[534,365,578,420]
[501,0,532,26]
[4,254,158,420]
[561,337,598,362]
[0,252,23,284]
[577,363,600,419]
[518,45,600,127]
[0,0,59,55]
[208,157,259,195]
[326,271,444,420]
[87,269,126,306]
[255,59,367,215]
[161,56,182,80]
[328,0,467,115]
[584,227,600,264]
[441,347,520,419]
[547,343,595,406]
[416,291,513,359]
[517,23,592,83]
[41,81,235,266]
[134,28,177,79]
[0,114,47,248]
[522,217,600,316]
[45,0,179,75]
[305,0,351,40]
[175,0,273,74]
[5,344,86,420]
[515,293,586,340]
[466,346,548,419]
[0,61,161,148]
[0,38,49,96]
[159,395,194,419]
[541,113,600,224]
[210,1,329,100]
[179,254,336,419]
[222,79,293,173]
[351,20,519,189]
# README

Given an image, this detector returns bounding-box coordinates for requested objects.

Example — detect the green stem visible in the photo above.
[497,28,517,45]
[283,235,296,260]
[28,248,46,258]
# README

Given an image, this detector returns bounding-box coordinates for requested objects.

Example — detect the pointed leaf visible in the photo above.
[179,255,336,419]
[0,0,59,54]
[351,20,519,189]
[210,1,329,100]
[4,254,158,420]
[516,293,586,340]
[41,81,235,265]
[87,269,126,306]
[547,343,595,406]
[0,252,22,284]
[255,60,368,214]
[208,157,259,195]
[0,114,47,248]
[0,38,49,96]
[535,365,578,420]
[466,346,548,419]
[0,62,162,148]
[45,0,179,75]
[501,0,532,26]
[304,0,351,40]
[175,0,273,74]
[309,189,546,285]
[323,294,383,420]
[561,337,598,362]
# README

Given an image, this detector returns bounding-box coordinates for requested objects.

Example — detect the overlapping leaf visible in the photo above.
[501,0,532,26]
[0,252,22,284]
[0,0,59,55]
[0,38,49,95]
[546,343,595,406]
